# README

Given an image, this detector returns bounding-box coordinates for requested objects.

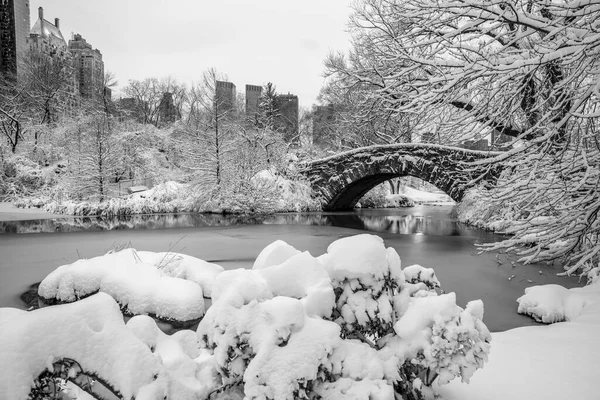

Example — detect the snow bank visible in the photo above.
[401,186,453,204]
[38,248,224,322]
[136,251,224,297]
[438,281,600,400]
[517,281,600,323]
[0,293,166,400]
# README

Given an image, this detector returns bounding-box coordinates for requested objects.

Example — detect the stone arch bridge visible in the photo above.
[299,144,502,211]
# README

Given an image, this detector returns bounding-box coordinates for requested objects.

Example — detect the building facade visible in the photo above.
[27,6,80,112]
[68,33,104,101]
[245,84,262,119]
[215,80,236,114]
[312,104,337,146]
[0,0,30,78]
[275,93,298,143]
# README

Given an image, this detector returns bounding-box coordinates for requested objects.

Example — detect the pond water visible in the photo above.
[0,205,582,332]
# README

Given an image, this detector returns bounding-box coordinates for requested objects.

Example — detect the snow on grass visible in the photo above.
[0,293,166,400]
[401,186,454,203]
[437,280,600,400]
[38,248,224,322]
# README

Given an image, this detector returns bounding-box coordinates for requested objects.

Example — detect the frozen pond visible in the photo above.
[0,205,582,332]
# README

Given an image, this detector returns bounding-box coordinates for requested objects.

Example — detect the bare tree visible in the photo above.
[181,68,239,188]
[21,51,74,125]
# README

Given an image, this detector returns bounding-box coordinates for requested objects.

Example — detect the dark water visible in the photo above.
[0,206,481,237]
[0,205,582,332]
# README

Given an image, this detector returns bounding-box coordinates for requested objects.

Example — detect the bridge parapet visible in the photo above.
[299,143,503,211]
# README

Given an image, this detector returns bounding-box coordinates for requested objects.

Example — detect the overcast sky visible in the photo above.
[29,0,353,108]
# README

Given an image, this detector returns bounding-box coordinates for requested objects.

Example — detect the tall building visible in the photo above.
[312,104,337,146]
[275,93,298,143]
[27,7,79,111]
[245,84,262,119]
[158,92,178,124]
[68,33,104,101]
[0,0,30,78]
[215,80,236,114]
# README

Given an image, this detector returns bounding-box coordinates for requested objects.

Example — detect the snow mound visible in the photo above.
[212,248,335,318]
[38,248,215,322]
[517,281,600,323]
[252,239,301,270]
[136,251,224,297]
[126,315,214,399]
[0,293,166,400]
[318,234,404,284]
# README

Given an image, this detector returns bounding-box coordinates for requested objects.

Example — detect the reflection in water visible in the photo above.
[1,206,479,237]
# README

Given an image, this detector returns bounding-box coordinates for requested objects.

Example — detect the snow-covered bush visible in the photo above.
[0,155,58,201]
[198,234,491,399]
[451,187,517,232]
[358,184,389,208]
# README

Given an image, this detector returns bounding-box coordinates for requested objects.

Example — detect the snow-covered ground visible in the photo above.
[438,280,600,400]
[400,186,454,204]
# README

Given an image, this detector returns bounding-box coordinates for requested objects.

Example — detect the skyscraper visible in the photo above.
[68,33,104,101]
[215,80,236,114]
[275,93,299,143]
[0,0,30,78]
[245,84,262,119]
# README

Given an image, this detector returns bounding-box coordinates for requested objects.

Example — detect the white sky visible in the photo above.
[29,0,354,108]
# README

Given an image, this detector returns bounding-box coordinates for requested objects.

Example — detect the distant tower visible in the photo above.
[275,93,299,143]
[245,84,262,119]
[158,92,178,124]
[312,104,336,146]
[0,0,30,78]
[215,80,236,114]
[68,33,104,101]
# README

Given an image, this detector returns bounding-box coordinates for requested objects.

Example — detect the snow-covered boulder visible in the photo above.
[517,281,600,323]
[136,251,224,297]
[38,248,224,322]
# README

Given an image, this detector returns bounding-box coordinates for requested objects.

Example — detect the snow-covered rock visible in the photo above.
[38,248,224,322]
[517,281,600,323]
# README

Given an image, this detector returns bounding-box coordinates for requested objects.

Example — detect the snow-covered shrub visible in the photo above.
[199,234,491,399]
[38,248,224,324]
[386,193,415,208]
[1,293,222,400]
[0,155,58,201]
[451,187,517,232]
[0,293,169,400]
[358,183,389,208]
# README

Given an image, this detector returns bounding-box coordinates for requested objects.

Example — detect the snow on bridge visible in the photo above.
[299,143,502,211]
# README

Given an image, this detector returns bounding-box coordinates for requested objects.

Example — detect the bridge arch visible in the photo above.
[300,144,500,211]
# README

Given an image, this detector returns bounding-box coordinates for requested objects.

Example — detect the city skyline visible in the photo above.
[28,0,354,108]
